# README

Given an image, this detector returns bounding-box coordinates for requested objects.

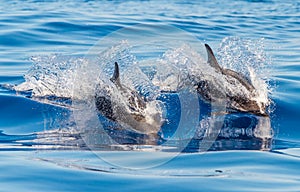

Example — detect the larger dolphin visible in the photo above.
[195,44,268,116]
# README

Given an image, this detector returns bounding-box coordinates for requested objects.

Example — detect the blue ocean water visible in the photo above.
[0,0,300,191]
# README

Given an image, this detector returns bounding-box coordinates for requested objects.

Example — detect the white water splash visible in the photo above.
[14,54,80,98]
[152,43,256,100]
[217,37,272,111]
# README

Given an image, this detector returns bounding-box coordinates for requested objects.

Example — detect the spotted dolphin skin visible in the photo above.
[95,62,162,134]
[196,44,268,116]
[109,62,147,121]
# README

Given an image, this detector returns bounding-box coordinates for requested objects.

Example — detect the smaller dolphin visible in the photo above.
[195,44,268,116]
[95,62,162,134]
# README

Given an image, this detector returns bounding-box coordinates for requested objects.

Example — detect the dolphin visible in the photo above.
[195,44,268,116]
[95,62,162,134]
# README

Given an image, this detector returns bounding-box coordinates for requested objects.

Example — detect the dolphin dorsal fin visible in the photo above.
[110,62,122,87]
[205,44,222,72]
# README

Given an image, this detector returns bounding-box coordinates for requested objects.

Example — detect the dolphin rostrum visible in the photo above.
[95,62,162,134]
[195,44,268,116]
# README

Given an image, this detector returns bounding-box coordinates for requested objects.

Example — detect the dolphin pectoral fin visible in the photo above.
[110,62,122,87]
[205,44,223,72]
[223,68,255,92]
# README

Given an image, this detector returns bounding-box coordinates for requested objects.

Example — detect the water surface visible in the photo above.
[0,0,300,191]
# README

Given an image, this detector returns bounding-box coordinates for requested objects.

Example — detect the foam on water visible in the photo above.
[14,55,80,98]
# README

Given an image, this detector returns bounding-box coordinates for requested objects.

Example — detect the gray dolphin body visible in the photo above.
[95,62,162,134]
[196,44,268,116]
